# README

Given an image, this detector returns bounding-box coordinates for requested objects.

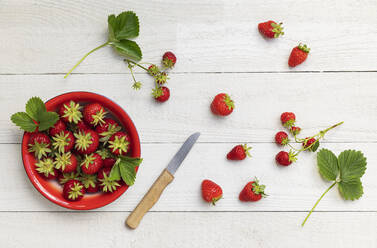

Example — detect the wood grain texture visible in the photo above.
[0,0,377,73]
[0,142,375,211]
[126,169,174,229]
[2,73,377,144]
[0,212,376,247]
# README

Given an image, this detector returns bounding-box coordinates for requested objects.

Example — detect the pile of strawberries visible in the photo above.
[28,101,131,201]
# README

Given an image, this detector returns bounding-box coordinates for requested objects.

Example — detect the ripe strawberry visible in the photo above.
[280,112,296,127]
[48,119,66,137]
[275,131,289,145]
[226,144,252,160]
[79,173,99,193]
[27,132,51,159]
[59,100,83,124]
[303,137,319,152]
[83,103,107,127]
[77,120,90,131]
[35,158,58,179]
[74,129,99,154]
[108,131,130,156]
[147,64,160,76]
[52,130,75,153]
[97,167,120,193]
[211,93,234,116]
[258,20,284,38]
[201,179,223,205]
[80,153,103,175]
[58,171,79,185]
[53,152,78,173]
[95,118,121,143]
[103,158,117,168]
[155,86,170,102]
[63,179,85,201]
[239,178,267,202]
[288,44,310,67]
[290,126,301,136]
[275,151,296,166]
[162,51,176,68]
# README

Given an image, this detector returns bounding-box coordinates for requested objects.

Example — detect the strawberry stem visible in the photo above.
[301,181,337,227]
[124,59,149,71]
[64,42,109,78]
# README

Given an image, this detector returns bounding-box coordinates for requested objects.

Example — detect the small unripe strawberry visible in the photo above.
[290,126,301,136]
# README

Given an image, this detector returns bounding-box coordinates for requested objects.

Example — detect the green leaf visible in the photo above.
[37,111,59,131]
[310,140,320,152]
[108,14,117,42]
[338,150,367,182]
[111,40,142,61]
[10,112,37,132]
[109,161,121,181]
[25,97,46,121]
[116,156,143,186]
[114,11,139,40]
[317,149,339,181]
[338,179,363,200]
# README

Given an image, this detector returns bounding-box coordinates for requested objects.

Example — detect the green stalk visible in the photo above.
[64,42,109,78]
[124,59,149,71]
[301,181,337,226]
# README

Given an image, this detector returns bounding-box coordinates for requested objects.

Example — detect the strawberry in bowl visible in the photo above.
[11,92,142,210]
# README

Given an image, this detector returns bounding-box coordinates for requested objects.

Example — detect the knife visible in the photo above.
[126,132,201,229]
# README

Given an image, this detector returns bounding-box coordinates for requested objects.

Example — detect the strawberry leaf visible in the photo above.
[111,40,142,61]
[10,112,37,132]
[25,97,46,121]
[338,150,367,183]
[109,161,121,181]
[108,15,117,42]
[338,179,363,200]
[310,140,320,152]
[113,11,139,40]
[37,111,59,131]
[109,156,142,186]
[317,149,339,181]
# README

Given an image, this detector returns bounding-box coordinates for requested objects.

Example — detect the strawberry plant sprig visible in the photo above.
[64,11,142,78]
[109,155,143,186]
[301,149,367,226]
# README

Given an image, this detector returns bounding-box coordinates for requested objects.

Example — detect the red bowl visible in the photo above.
[22,91,140,210]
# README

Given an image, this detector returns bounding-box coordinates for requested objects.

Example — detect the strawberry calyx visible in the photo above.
[81,154,96,169]
[96,148,113,159]
[35,158,56,178]
[132,82,142,90]
[28,141,51,159]
[211,196,222,206]
[155,72,169,85]
[108,135,129,155]
[52,131,71,153]
[252,178,267,197]
[79,174,97,189]
[270,22,284,38]
[59,172,79,184]
[74,131,93,151]
[98,124,122,143]
[288,150,298,163]
[98,171,120,193]
[242,144,252,157]
[152,87,164,98]
[53,152,73,171]
[62,101,83,124]
[224,94,234,110]
[298,43,310,53]
[147,64,160,76]
[90,108,107,126]
[68,181,84,200]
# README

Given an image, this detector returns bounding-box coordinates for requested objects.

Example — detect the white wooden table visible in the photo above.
[1,0,377,247]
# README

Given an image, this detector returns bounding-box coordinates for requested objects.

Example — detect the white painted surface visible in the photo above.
[0,0,376,247]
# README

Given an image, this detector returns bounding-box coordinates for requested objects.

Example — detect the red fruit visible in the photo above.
[97,167,121,193]
[290,126,301,136]
[27,132,51,159]
[155,87,170,102]
[59,100,83,124]
[201,179,223,205]
[79,174,99,193]
[95,118,121,142]
[226,144,252,160]
[103,158,117,168]
[280,112,296,127]
[147,64,160,76]
[74,129,99,154]
[49,119,66,137]
[288,44,310,67]
[51,130,75,153]
[239,178,266,202]
[63,179,85,201]
[80,153,103,175]
[35,158,58,179]
[258,20,284,38]
[108,131,130,156]
[303,137,316,148]
[53,152,78,173]
[211,93,234,116]
[275,131,289,145]
[77,120,90,131]
[275,151,296,166]
[162,51,177,68]
[83,103,107,127]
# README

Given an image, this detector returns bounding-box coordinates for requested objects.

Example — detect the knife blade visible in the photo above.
[126,132,200,229]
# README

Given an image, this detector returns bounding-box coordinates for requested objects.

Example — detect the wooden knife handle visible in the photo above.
[126,169,174,229]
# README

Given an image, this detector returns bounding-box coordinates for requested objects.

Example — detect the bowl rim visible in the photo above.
[21,91,141,210]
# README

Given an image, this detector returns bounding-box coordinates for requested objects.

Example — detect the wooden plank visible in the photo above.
[0,212,376,247]
[0,142,375,211]
[1,0,377,73]
[1,73,377,143]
